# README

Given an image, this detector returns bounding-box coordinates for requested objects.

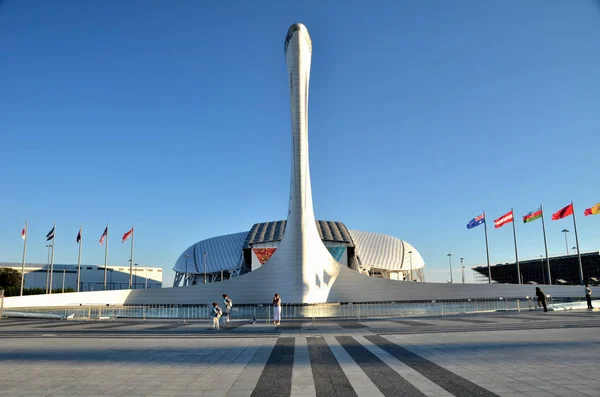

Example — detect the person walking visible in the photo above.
[272,293,281,325]
[222,294,233,324]
[585,284,593,309]
[211,302,222,330]
[535,287,548,312]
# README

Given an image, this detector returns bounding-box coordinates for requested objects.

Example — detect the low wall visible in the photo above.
[2,266,586,309]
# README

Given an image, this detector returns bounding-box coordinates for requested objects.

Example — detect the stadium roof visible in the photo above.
[173,222,425,275]
[349,230,425,271]
[244,220,353,248]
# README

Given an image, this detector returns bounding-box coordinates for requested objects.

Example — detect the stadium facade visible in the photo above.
[473,251,600,285]
[2,23,585,309]
[172,221,426,287]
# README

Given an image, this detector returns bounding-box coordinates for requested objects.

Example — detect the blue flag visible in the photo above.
[467,214,485,229]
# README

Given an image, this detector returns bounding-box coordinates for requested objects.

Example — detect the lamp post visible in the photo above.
[447,254,453,283]
[460,257,465,284]
[134,263,138,289]
[184,254,189,286]
[145,267,148,289]
[572,246,577,255]
[203,251,207,284]
[540,255,546,284]
[45,244,52,293]
[408,250,413,282]
[561,229,569,255]
[61,268,66,293]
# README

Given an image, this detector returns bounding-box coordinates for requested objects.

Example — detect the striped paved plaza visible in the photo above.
[0,311,599,396]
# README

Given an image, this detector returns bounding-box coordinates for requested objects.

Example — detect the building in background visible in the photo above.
[172,220,426,287]
[472,251,600,285]
[0,262,162,291]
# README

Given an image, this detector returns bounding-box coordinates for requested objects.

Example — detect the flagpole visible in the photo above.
[20,220,28,296]
[77,224,82,292]
[484,211,491,284]
[540,204,551,284]
[572,201,584,285]
[511,208,521,284]
[103,225,109,290]
[49,221,56,295]
[129,226,135,289]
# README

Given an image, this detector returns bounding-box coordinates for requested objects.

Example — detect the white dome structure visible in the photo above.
[172,221,426,287]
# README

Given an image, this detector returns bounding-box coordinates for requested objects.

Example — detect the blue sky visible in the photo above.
[1,0,599,286]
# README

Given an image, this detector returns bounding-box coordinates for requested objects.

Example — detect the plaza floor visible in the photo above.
[0,310,599,396]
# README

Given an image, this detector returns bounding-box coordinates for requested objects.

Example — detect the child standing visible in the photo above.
[211,302,222,330]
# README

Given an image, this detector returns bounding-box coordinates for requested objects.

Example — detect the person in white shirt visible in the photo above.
[222,294,233,324]
[272,293,282,325]
[585,284,593,309]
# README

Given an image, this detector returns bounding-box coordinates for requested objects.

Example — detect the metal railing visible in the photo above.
[5,296,592,321]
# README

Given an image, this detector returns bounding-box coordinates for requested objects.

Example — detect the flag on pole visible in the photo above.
[122,227,133,243]
[523,207,543,223]
[76,227,82,243]
[467,214,485,229]
[494,210,514,228]
[99,227,108,245]
[21,224,27,240]
[46,226,55,241]
[552,203,574,220]
[584,203,600,216]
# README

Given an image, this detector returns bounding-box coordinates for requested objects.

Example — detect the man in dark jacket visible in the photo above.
[536,287,548,312]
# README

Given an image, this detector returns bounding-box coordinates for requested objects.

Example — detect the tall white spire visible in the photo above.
[262,23,341,303]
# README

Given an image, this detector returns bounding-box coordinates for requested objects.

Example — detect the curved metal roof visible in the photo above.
[243,220,353,248]
[348,230,425,271]
[173,225,425,274]
[173,231,248,274]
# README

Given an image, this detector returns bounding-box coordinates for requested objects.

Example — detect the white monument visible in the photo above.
[262,23,342,303]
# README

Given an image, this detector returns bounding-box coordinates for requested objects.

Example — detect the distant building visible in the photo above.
[472,251,600,285]
[0,262,163,291]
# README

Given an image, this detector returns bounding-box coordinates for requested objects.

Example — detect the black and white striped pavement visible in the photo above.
[241,335,502,396]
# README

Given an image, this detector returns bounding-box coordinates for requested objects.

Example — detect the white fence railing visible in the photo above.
[4,296,593,321]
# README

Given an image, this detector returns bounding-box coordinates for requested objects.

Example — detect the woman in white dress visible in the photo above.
[272,293,281,325]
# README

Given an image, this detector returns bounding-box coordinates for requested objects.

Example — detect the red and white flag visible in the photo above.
[122,227,133,243]
[99,226,108,245]
[494,210,514,229]
[21,224,27,240]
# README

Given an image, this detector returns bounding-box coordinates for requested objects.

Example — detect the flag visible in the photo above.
[523,207,543,223]
[21,224,27,240]
[584,202,600,216]
[122,227,133,243]
[467,214,485,229]
[99,227,108,245]
[76,227,82,243]
[552,203,573,220]
[46,227,55,241]
[494,210,514,229]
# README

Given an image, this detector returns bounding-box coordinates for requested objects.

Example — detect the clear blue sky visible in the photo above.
[1,0,599,286]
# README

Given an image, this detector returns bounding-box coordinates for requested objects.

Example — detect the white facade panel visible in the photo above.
[349,230,425,271]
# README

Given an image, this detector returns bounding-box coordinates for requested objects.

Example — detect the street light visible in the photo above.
[447,254,453,283]
[203,251,207,284]
[460,257,464,284]
[540,255,546,284]
[561,229,569,255]
[184,254,189,286]
[572,246,577,255]
[408,250,413,282]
